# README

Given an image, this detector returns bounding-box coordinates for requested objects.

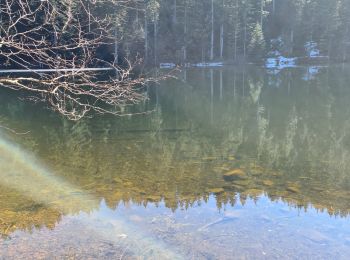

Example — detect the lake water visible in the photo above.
[1,65,350,259]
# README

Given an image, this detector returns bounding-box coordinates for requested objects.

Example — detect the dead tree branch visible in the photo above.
[0,0,154,120]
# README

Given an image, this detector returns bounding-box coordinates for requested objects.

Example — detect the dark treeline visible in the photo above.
[1,0,350,67]
[117,0,350,64]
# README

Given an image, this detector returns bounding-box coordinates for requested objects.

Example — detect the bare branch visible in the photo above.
[0,0,153,120]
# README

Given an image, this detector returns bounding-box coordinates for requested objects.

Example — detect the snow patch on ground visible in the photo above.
[160,62,224,69]
[305,41,321,58]
[160,63,176,69]
[192,62,224,68]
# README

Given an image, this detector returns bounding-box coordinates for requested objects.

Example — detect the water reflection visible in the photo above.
[1,65,350,258]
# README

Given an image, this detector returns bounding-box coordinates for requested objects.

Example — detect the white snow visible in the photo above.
[192,62,224,68]
[159,63,176,69]
[305,41,321,58]
[309,49,320,57]
[160,62,224,69]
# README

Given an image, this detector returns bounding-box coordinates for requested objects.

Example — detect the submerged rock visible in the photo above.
[286,185,301,193]
[233,179,251,187]
[223,169,247,181]
[208,188,225,194]
[310,186,324,192]
[213,166,230,173]
[245,189,264,197]
[146,195,162,202]
[202,157,217,162]
[262,180,274,187]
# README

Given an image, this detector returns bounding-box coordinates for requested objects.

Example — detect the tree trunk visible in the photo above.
[136,9,139,24]
[343,23,349,63]
[220,24,224,59]
[184,0,188,63]
[243,22,247,59]
[202,44,205,62]
[88,3,91,32]
[260,0,263,29]
[220,0,224,60]
[173,0,177,24]
[114,29,118,66]
[154,20,158,66]
[234,25,237,60]
[233,0,238,60]
[290,28,294,54]
[210,0,214,60]
[145,13,148,63]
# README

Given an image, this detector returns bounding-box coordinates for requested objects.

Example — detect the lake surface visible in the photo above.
[1,65,350,259]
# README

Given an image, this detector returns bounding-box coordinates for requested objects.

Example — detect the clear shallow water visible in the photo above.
[1,65,350,259]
